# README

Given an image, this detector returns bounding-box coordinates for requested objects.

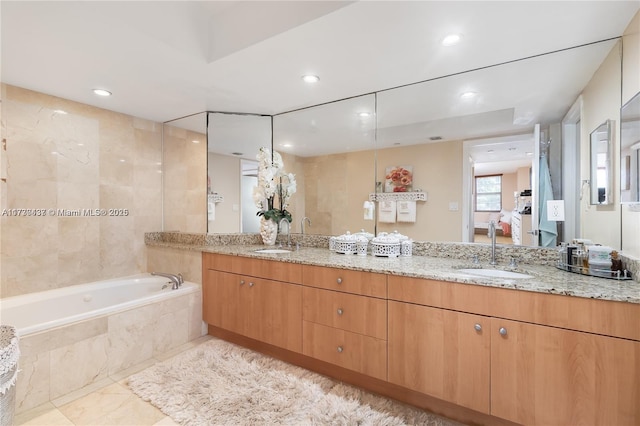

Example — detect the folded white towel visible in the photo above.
[208,202,215,221]
[363,201,375,220]
[378,200,396,223]
[397,200,416,223]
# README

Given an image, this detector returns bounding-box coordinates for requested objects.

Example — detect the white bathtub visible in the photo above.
[0,273,199,336]
[0,273,204,412]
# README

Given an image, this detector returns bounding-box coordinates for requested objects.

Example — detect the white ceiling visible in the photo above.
[2,1,639,169]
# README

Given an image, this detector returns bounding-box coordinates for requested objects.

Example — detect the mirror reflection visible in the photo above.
[164,39,622,247]
[207,113,271,233]
[590,120,613,205]
[621,92,640,204]
[273,95,376,236]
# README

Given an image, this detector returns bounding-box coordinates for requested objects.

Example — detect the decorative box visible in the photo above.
[334,232,357,255]
[371,232,401,257]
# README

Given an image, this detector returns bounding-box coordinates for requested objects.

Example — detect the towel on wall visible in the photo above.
[396,200,416,223]
[378,200,396,223]
[208,201,215,221]
[363,201,375,220]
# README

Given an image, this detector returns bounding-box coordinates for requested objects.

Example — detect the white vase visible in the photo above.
[260,217,278,245]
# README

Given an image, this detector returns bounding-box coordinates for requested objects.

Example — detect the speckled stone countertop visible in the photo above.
[146,233,639,304]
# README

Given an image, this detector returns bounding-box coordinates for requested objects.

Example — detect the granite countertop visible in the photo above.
[148,240,639,304]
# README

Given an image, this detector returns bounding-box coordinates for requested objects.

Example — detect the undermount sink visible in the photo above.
[457,268,533,279]
[254,248,292,254]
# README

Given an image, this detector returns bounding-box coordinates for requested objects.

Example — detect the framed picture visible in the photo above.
[385,165,413,192]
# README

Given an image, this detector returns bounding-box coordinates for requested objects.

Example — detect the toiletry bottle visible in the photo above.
[611,250,623,277]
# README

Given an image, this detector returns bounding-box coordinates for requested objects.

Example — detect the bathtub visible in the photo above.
[0,273,205,412]
[1,273,199,336]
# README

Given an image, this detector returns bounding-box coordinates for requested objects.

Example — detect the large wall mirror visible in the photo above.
[621,92,640,204]
[162,39,622,247]
[590,119,614,205]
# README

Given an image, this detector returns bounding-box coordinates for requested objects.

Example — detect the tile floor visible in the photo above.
[14,335,214,426]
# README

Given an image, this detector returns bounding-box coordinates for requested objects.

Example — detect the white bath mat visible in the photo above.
[128,337,463,426]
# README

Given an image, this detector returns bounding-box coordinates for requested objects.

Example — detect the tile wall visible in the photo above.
[0,84,163,297]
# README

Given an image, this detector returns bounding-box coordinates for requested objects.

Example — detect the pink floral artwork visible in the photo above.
[385,166,413,192]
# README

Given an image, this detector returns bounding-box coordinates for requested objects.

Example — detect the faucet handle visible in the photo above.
[509,257,518,268]
[472,255,479,264]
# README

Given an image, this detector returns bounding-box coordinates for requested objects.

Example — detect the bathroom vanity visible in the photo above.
[197,246,640,426]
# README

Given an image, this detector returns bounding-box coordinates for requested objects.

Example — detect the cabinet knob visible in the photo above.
[337,308,344,316]
[499,327,508,336]
[249,282,255,287]
[337,346,344,353]
[474,323,482,332]
[240,280,245,285]
[336,278,342,284]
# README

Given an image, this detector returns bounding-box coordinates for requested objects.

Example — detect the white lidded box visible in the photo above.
[588,245,612,263]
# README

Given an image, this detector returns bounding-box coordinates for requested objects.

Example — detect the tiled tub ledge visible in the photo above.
[145,232,640,304]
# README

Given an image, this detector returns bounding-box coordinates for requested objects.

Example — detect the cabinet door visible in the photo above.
[388,301,490,414]
[491,318,640,425]
[245,277,303,353]
[203,270,246,334]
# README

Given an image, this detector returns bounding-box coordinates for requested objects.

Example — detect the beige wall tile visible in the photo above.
[1,85,163,296]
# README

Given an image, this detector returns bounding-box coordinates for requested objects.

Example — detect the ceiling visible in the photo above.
[2,1,639,171]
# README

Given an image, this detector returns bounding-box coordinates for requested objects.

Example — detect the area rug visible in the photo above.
[128,337,463,426]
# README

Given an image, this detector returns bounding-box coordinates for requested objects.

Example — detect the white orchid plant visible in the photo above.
[253,147,297,223]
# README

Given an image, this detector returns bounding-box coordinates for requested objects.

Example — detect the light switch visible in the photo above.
[449,202,459,211]
[232,204,239,212]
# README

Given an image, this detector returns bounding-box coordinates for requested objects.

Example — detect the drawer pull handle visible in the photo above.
[499,327,507,336]
[336,278,342,284]
[337,346,344,353]
[337,308,344,316]
[240,280,245,285]
[474,323,482,332]
[249,282,255,287]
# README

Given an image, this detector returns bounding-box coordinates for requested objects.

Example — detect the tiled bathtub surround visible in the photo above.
[0,84,163,297]
[15,289,204,413]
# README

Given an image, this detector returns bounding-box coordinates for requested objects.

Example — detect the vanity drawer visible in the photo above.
[302,265,387,298]
[303,287,387,339]
[203,253,303,284]
[302,321,387,381]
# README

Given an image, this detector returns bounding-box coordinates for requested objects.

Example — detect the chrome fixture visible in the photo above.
[509,257,518,268]
[151,272,182,290]
[278,218,291,248]
[488,221,497,265]
[301,216,311,234]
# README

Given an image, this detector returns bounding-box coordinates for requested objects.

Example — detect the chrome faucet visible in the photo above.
[151,272,182,290]
[301,216,311,234]
[488,221,497,265]
[278,218,291,247]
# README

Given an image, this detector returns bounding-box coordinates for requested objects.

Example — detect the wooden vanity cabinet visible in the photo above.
[388,300,490,414]
[388,275,640,425]
[301,266,388,380]
[203,254,303,352]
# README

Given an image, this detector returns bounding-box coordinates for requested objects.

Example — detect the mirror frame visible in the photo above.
[590,119,614,205]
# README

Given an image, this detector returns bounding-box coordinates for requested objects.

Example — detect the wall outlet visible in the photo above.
[232,204,239,212]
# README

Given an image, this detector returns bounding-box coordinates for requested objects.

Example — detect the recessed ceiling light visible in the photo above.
[281,142,293,148]
[93,89,112,97]
[119,159,126,163]
[192,140,200,144]
[526,152,533,156]
[442,34,462,46]
[54,109,68,115]
[358,112,371,118]
[460,91,476,99]
[302,75,320,83]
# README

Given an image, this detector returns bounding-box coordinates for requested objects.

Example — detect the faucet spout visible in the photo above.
[488,221,497,265]
[151,272,181,290]
[278,218,291,247]
[301,217,311,235]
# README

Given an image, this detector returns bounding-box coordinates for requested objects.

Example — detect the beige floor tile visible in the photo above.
[110,357,158,384]
[153,416,180,426]
[14,403,74,426]
[58,382,165,426]
[51,377,115,408]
